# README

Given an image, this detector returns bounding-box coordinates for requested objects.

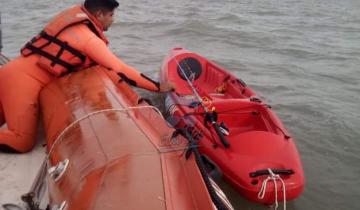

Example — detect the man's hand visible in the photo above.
[159,81,175,92]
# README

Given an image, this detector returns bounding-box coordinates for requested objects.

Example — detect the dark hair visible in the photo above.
[84,0,119,14]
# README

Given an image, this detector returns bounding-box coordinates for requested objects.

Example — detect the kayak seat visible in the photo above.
[177,57,202,81]
[211,99,274,136]
[201,65,227,91]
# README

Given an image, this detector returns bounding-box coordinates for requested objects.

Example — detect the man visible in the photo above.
[0,0,174,153]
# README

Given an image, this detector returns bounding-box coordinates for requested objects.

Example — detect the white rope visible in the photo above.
[209,177,234,210]
[258,169,287,210]
[47,105,164,158]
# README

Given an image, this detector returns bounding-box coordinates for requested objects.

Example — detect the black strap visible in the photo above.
[41,32,86,62]
[27,35,47,50]
[250,169,294,178]
[23,31,87,71]
[21,34,51,56]
[85,21,102,38]
[51,44,66,67]
[117,72,138,87]
[140,73,160,91]
[22,19,101,71]
[25,44,76,70]
[174,129,230,210]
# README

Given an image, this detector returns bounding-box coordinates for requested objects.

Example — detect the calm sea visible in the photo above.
[1,0,360,209]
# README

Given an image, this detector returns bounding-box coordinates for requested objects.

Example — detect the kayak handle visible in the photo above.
[250,169,294,178]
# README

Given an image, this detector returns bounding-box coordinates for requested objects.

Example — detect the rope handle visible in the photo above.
[258,168,287,210]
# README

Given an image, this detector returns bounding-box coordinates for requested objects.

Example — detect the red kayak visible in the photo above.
[160,48,305,205]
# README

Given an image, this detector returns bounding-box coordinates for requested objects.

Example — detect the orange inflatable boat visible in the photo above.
[14,66,233,210]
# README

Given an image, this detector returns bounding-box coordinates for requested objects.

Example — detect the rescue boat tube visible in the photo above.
[39,66,228,210]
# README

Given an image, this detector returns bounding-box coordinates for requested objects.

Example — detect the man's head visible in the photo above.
[84,0,119,31]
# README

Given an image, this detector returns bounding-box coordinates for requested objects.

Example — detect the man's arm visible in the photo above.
[83,37,162,91]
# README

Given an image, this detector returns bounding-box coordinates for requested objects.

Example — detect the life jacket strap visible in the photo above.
[24,44,77,71]
[40,31,86,63]
[22,31,87,71]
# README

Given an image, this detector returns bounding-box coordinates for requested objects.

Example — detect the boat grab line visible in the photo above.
[47,105,164,159]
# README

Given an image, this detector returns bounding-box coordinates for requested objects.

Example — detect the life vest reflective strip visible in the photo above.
[20,6,107,76]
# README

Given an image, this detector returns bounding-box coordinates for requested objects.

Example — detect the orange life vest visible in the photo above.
[21,5,108,76]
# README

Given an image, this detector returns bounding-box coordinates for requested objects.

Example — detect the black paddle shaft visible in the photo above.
[174,57,230,148]
[205,112,230,148]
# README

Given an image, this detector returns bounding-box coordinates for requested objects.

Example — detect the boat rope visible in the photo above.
[258,168,287,210]
[48,105,164,157]
[209,178,234,210]
[174,128,233,210]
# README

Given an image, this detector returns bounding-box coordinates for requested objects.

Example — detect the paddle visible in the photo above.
[173,57,230,148]
[173,128,233,210]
